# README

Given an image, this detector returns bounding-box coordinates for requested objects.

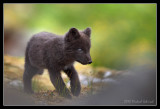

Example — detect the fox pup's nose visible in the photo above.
[88,61,92,64]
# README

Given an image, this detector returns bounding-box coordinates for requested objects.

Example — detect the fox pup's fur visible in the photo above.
[23,27,92,99]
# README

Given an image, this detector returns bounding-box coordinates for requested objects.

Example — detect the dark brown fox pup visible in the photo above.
[23,27,92,99]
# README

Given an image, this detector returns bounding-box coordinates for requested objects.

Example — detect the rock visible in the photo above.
[92,78,101,83]
[101,78,117,84]
[81,80,90,86]
[9,80,23,89]
[103,71,112,78]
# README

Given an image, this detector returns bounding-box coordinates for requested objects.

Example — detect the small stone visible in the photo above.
[104,71,112,78]
[9,80,23,89]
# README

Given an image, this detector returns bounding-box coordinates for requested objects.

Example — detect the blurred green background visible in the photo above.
[4,4,156,70]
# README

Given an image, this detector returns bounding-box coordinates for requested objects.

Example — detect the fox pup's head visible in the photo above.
[64,27,92,65]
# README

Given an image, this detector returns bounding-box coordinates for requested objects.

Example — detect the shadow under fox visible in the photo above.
[23,27,92,99]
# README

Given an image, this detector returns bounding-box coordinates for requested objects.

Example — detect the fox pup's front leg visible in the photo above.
[48,68,72,99]
[63,66,81,96]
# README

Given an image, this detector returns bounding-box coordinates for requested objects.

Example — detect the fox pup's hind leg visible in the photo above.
[23,62,43,94]
[23,44,44,94]
[48,68,72,99]
[63,65,81,96]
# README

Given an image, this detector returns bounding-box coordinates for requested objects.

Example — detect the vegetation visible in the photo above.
[4,55,119,105]
[4,4,156,69]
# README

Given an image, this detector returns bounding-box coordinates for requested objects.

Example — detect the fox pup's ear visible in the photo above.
[84,27,91,37]
[65,28,80,42]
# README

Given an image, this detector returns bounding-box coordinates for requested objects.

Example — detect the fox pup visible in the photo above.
[23,27,92,99]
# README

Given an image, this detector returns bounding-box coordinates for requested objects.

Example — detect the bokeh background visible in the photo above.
[4,3,156,70]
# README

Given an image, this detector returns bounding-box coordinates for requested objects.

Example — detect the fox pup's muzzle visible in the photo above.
[88,60,92,64]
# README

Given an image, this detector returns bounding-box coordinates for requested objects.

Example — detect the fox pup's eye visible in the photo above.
[77,48,83,53]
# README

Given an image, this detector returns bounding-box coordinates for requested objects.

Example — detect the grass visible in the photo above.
[32,78,47,93]
[4,55,124,105]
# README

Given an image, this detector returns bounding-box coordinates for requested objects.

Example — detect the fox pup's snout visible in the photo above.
[88,60,92,64]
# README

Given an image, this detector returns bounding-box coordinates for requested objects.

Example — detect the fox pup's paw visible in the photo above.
[71,82,81,96]
[64,93,72,99]
[59,88,72,99]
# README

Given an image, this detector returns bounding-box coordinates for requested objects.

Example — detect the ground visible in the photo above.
[3,55,129,105]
